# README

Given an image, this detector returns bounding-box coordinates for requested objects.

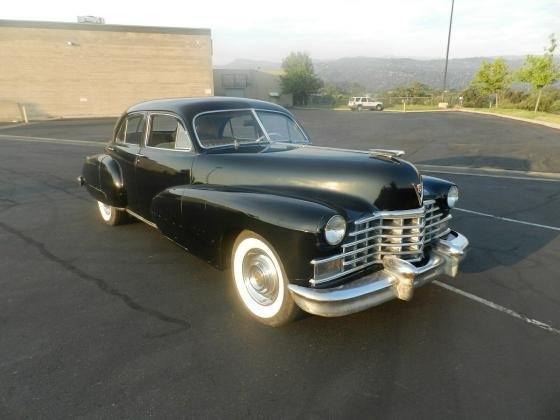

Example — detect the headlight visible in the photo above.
[447,186,459,208]
[324,215,346,245]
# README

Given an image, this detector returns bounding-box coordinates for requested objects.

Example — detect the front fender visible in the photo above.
[152,185,342,284]
[82,154,126,208]
[422,175,456,211]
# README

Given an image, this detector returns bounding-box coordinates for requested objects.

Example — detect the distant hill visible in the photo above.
[219,56,527,92]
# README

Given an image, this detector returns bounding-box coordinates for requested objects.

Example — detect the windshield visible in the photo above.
[195,110,265,148]
[194,109,307,148]
[255,111,307,144]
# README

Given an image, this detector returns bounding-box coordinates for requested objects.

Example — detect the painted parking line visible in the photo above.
[455,207,560,232]
[434,281,560,336]
[0,134,102,147]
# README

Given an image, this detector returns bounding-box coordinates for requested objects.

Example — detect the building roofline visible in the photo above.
[0,19,211,36]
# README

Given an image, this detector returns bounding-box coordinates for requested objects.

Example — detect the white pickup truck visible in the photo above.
[348,97,384,111]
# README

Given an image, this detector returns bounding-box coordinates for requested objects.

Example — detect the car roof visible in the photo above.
[126,96,290,122]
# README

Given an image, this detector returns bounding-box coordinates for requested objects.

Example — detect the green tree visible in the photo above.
[471,58,510,108]
[407,81,431,97]
[516,34,560,112]
[280,52,323,106]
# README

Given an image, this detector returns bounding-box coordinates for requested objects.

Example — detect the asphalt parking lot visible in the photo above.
[1,110,560,418]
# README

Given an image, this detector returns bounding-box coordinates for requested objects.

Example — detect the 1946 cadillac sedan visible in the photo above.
[79,97,468,326]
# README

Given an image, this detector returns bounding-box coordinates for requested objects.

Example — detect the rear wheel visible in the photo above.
[231,231,301,326]
[97,201,128,226]
[357,105,363,112]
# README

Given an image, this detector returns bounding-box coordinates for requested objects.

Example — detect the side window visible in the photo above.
[147,114,192,150]
[124,115,145,145]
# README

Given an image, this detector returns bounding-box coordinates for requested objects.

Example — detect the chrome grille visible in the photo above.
[311,200,451,284]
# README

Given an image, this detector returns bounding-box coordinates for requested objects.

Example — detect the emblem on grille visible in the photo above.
[413,183,423,205]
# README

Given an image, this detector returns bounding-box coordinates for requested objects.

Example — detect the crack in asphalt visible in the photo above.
[0,221,191,337]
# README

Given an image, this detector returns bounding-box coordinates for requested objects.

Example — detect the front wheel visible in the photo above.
[231,231,301,326]
[376,104,383,111]
[97,201,128,226]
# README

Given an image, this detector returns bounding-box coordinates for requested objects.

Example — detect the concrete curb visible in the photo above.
[0,121,40,130]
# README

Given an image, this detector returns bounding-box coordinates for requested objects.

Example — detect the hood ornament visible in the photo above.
[369,149,405,159]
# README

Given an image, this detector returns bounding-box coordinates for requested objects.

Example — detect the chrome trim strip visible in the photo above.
[350,214,451,236]
[353,200,438,225]
[311,227,451,266]
[251,109,271,142]
[309,260,378,285]
[125,209,157,229]
[354,207,427,224]
[369,149,405,159]
[344,232,425,247]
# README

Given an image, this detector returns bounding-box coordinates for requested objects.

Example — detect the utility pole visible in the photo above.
[442,0,455,95]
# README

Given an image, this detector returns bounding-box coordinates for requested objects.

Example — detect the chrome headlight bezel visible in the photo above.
[447,185,459,208]
[324,215,346,246]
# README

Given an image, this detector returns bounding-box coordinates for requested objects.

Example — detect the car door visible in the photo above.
[134,112,195,220]
[110,112,147,212]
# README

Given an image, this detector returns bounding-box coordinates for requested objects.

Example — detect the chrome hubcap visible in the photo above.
[242,250,279,306]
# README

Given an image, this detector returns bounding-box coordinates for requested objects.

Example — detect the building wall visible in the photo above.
[0,21,213,121]
[213,69,292,107]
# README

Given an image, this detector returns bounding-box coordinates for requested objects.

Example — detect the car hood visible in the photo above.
[191,144,423,217]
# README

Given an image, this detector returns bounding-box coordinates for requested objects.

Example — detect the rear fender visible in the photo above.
[82,154,126,208]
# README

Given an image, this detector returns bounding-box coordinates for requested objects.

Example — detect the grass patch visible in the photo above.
[468,108,560,125]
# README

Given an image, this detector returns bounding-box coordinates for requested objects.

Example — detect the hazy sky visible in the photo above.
[4,0,559,64]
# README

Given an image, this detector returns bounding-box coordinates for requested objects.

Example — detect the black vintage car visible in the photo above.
[79,97,468,326]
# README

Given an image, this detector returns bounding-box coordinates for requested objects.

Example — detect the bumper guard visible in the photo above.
[288,231,469,317]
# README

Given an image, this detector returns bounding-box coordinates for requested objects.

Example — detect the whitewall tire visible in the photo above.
[97,201,127,226]
[231,231,300,326]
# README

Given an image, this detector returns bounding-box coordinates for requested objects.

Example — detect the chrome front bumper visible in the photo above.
[288,231,469,317]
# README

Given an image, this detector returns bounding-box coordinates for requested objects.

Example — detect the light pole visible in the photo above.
[443,0,455,96]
